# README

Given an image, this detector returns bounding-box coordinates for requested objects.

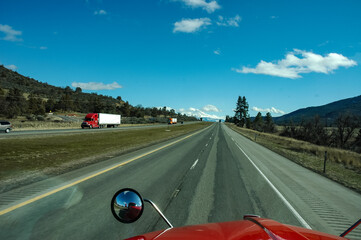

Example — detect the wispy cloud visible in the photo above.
[71,81,122,90]
[318,40,329,47]
[177,0,221,13]
[0,24,22,42]
[173,18,211,33]
[213,49,221,55]
[40,46,48,50]
[233,49,357,79]
[5,64,18,71]
[216,15,241,27]
[270,16,279,19]
[252,106,285,115]
[202,104,221,112]
[94,9,107,15]
[178,106,224,119]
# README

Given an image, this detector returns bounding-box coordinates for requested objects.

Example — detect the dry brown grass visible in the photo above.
[227,123,361,192]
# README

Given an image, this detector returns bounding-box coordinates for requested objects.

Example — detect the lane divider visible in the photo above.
[190,159,199,170]
[233,140,312,229]
[0,124,214,216]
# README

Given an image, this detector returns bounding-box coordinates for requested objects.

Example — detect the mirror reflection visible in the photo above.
[112,189,143,223]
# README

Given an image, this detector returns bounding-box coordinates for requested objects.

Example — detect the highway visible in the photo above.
[0,123,360,239]
[0,122,195,138]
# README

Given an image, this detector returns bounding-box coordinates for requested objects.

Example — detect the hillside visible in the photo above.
[274,95,361,125]
[0,65,196,122]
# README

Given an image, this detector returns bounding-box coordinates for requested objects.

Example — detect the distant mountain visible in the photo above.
[274,95,361,125]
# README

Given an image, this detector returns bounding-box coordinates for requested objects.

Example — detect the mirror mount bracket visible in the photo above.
[144,198,173,228]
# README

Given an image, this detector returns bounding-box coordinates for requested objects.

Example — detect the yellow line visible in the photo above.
[0,125,212,216]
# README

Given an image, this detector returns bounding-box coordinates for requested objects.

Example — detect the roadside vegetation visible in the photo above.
[227,124,361,192]
[0,66,197,122]
[225,95,361,192]
[0,122,211,193]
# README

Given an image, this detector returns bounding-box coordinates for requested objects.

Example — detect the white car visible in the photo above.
[0,120,13,133]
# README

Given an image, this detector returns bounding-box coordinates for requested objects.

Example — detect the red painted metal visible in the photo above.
[124,217,347,240]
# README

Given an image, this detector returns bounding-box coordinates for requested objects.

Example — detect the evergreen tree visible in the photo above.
[234,96,249,127]
[6,88,27,117]
[264,112,275,132]
[253,112,264,131]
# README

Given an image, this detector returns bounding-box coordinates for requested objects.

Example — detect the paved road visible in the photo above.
[0,122,195,138]
[0,123,360,239]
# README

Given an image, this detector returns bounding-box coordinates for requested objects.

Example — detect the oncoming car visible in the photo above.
[0,120,13,133]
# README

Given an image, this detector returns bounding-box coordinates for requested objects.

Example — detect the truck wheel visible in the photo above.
[82,127,84,129]
[5,128,10,133]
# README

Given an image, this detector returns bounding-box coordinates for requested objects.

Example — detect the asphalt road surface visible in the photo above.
[0,123,360,239]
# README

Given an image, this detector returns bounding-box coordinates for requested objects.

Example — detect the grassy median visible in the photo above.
[226,123,361,193]
[0,122,211,191]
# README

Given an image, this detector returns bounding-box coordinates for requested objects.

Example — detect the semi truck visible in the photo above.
[168,118,177,124]
[81,113,121,129]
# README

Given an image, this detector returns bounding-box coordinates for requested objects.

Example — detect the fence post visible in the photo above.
[323,151,327,173]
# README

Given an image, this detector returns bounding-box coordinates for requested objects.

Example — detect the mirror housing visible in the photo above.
[111,188,144,223]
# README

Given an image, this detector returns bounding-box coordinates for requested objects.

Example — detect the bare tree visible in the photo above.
[332,114,358,148]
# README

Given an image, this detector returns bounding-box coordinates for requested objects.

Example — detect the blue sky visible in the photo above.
[1,0,360,119]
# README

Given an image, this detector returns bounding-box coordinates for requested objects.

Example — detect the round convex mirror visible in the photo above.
[111,188,144,223]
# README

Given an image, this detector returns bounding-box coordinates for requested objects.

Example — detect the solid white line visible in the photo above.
[190,159,199,170]
[205,143,208,147]
[234,142,312,229]
[231,137,234,141]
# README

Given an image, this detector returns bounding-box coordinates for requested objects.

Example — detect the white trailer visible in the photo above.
[99,113,121,128]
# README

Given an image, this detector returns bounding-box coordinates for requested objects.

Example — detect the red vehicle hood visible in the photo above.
[125,218,345,240]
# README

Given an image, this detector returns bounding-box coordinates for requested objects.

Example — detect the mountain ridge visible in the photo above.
[274,95,361,125]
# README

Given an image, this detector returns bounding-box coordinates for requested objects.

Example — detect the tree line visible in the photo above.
[280,114,361,152]
[0,87,196,122]
[225,95,361,153]
[225,96,276,133]
[0,66,197,121]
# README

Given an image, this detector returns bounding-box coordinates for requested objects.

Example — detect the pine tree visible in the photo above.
[264,112,275,132]
[253,112,264,131]
[234,96,249,127]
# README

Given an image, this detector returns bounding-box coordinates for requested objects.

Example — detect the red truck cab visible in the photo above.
[81,113,99,128]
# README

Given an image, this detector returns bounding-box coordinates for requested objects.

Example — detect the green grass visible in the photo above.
[0,123,211,182]
[226,123,361,193]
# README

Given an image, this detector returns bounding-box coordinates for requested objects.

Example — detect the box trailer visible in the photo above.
[81,113,121,128]
[168,118,177,124]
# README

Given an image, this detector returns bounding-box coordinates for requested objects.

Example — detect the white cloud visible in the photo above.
[71,81,122,90]
[5,64,18,71]
[252,106,285,115]
[216,15,241,27]
[173,18,211,33]
[234,49,357,79]
[178,107,224,120]
[270,16,279,19]
[94,9,107,15]
[202,104,221,112]
[178,0,220,13]
[214,49,221,55]
[40,46,47,50]
[0,24,22,42]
